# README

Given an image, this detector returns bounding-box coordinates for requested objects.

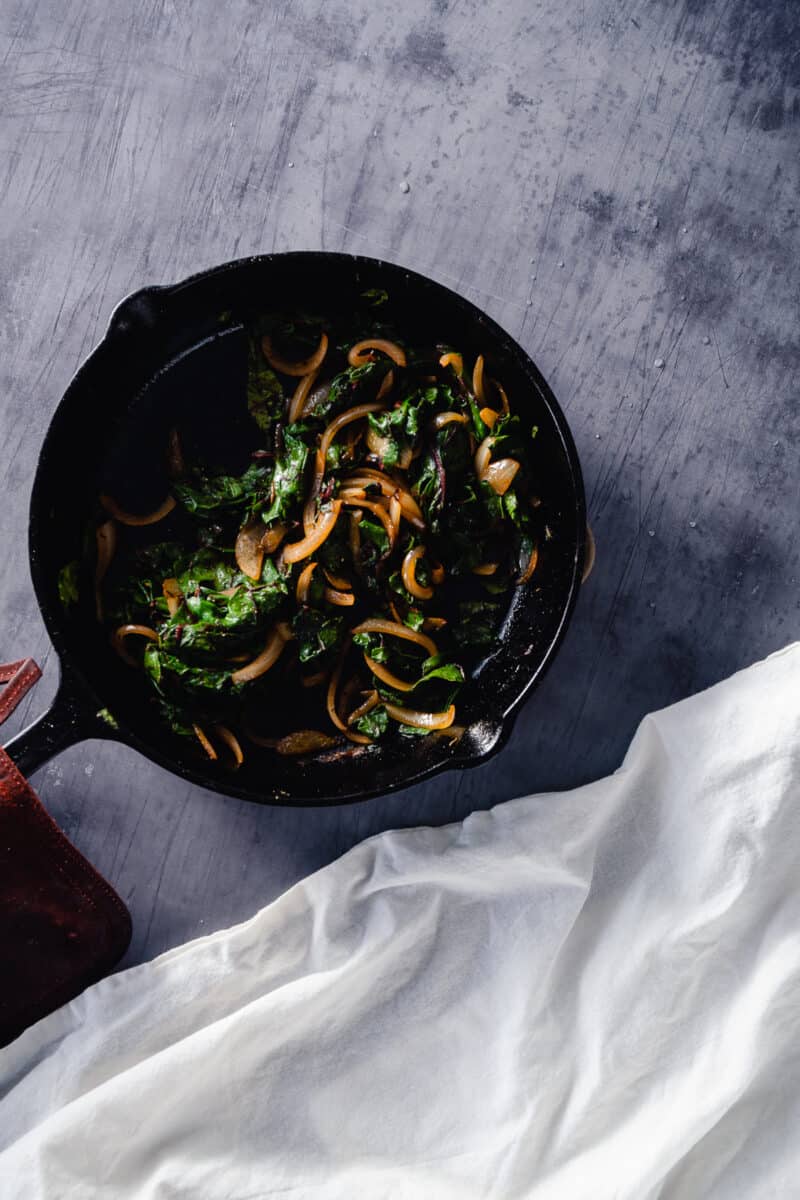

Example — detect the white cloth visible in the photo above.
[1,645,799,1200]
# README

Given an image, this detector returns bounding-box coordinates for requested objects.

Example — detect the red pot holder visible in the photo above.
[0,659,132,1047]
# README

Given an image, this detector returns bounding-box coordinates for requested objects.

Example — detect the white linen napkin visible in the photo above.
[1,644,799,1199]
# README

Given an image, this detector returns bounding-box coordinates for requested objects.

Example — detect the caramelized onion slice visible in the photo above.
[351,618,437,658]
[474,436,495,480]
[275,729,338,755]
[283,501,342,564]
[323,567,351,591]
[214,724,244,769]
[343,471,424,527]
[101,493,176,527]
[479,407,499,430]
[327,643,371,744]
[235,519,265,581]
[472,562,498,576]
[341,498,396,548]
[483,457,520,496]
[296,560,318,604]
[423,616,447,631]
[433,411,468,430]
[193,724,218,761]
[472,354,486,403]
[231,624,289,684]
[517,542,539,585]
[262,331,328,377]
[162,577,183,616]
[402,546,434,600]
[260,522,287,553]
[347,690,379,725]
[439,351,463,375]
[288,368,320,423]
[347,338,407,368]
[365,655,415,693]
[376,369,395,401]
[325,587,355,607]
[494,380,510,414]
[315,402,386,493]
[384,702,456,730]
[112,624,159,667]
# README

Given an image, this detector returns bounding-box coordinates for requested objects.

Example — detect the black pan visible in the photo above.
[4,253,586,805]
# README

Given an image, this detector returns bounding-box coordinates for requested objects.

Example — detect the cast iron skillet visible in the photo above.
[3,253,585,805]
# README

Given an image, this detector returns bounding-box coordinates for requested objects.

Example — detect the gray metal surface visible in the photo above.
[1,0,798,967]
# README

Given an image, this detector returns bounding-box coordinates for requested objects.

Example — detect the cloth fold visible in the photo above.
[1,644,799,1199]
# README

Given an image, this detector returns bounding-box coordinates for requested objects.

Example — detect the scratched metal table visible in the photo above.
[2,0,798,967]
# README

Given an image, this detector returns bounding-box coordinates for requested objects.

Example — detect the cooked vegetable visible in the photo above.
[97,312,547,758]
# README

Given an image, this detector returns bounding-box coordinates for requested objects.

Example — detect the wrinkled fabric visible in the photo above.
[1,644,799,1199]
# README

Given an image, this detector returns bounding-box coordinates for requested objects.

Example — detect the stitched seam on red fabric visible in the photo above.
[0,660,41,724]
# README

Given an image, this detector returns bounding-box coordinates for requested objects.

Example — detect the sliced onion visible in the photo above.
[327,643,371,744]
[472,562,499,576]
[433,411,468,430]
[347,690,379,725]
[296,560,318,604]
[494,380,510,414]
[472,354,486,403]
[101,493,176,526]
[349,510,362,563]
[479,407,499,430]
[167,428,185,477]
[214,724,244,769]
[351,618,437,657]
[260,522,287,553]
[162,577,183,616]
[288,368,320,423]
[112,624,159,667]
[325,586,355,606]
[483,457,520,496]
[376,369,395,401]
[94,519,117,621]
[365,655,415,693]
[397,445,413,470]
[347,339,407,368]
[300,669,328,689]
[341,497,396,548]
[389,599,404,624]
[235,519,265,581]
[262,330,328,376]
[430,561,445,585]
[231,624,289,684]
[439,351,463,375]
[275,729,338,755]
[193,724,218,761]
[517,542,539,585]
[323,567,351,590]
[283,501,342,564]
[389,494,402,534]
[384,702,456,730]
[474,436,495,481]
[366,425,394,460]
[314,402,386,493]
[423,616,447,631]
[343,471,424,527]
[402,546,434,600]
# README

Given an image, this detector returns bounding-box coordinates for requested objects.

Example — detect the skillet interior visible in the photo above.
[30,253,585,804]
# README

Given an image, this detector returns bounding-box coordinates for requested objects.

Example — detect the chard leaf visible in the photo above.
[247,339,285,432]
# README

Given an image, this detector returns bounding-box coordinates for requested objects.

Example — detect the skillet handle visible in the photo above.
[2,676,112,778]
